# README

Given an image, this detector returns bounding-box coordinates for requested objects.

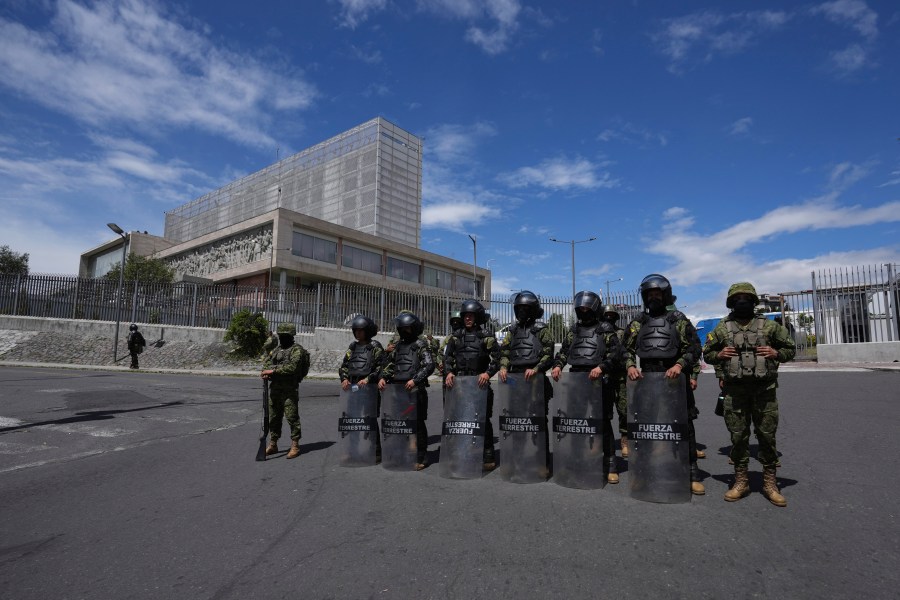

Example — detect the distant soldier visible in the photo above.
[443,299,501,469]
[261,323,311,459]
[703,282,796,506]
[126,324,146,370]
[551,292,623,482]
[262,329,278,358]
[379,313,435,470]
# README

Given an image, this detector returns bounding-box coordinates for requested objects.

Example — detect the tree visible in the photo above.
[105,253,174,284]
[0,245,29,276]
[224,309,270,357]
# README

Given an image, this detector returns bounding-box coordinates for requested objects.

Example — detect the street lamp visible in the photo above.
[605,277,623,302]
[467,234,477,298]
[549,236,597,298]
[107,223,128,363]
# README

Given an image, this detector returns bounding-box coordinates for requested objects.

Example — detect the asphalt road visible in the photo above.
[0,366,897,599]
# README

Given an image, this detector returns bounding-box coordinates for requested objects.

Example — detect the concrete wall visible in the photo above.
[817,341,900,364]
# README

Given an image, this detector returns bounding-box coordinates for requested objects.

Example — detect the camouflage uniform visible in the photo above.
[381,331,435,464]
[338,341,385,385]
[263,324,310,445]
[702,282,795,506]
[262,332,278,357]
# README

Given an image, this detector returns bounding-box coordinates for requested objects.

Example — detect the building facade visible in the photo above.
[80,117,489,298]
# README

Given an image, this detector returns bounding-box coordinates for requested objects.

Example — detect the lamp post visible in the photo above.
[549,236,597,298]
[468,234,477,298]
[107,223,128,363]
[605,276,623,302]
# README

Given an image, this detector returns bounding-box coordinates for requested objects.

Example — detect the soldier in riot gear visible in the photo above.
[551,291,623,482]
[379,312,435,470]
[624,274,705,495]
[602,305,630,459]
[499,291,555,476]
[443,299,501,470]
[703,282,795,506]
[339,316,384,462]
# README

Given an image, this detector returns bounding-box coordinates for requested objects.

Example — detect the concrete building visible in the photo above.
[80,117,490,297]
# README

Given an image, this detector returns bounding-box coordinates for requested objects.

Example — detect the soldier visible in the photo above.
[338,315,384,463]
[552,292,623,482]
[624,274,705,496]
[443,299,501,469]
[262,329,278,358]
[702,282,796,506]
[126,323,146,369]
[601,305,630,459]
[261,323,311,459]
[499,291,555,474]
[669,298,707,460]
[378,312,435,470]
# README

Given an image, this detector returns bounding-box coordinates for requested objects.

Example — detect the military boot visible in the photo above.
[690,462,705,495]
[483,446,497,471]
[724,467,750,502]
[286,440,300,459]
[620,435,629,458]
[762,467,787,507]
[265,441,278,456]
[606,457,619,484]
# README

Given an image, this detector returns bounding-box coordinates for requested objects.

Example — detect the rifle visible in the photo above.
[256,379,270,461]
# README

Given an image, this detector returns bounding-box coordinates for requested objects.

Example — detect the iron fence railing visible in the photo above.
[810,264,899,345]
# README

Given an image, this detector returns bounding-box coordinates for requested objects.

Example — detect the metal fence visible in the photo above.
[810,264,899,345]
[0,274,644,339]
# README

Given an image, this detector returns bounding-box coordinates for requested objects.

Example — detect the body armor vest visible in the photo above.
[636,315,679,359]
[392,340,421,381]
[455,329,488,374]
[509,323,543,367]
[347,342,375,378]
[568,323,607,367]
[725,317,775,380]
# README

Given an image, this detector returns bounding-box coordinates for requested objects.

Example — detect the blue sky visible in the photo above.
[1,0,898,319]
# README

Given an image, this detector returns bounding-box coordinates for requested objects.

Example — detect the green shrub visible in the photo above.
[224,309,269,357]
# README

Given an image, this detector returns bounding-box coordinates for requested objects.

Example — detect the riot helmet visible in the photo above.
[129,323,138,332]
[573,290,601,322]
[639,274,674,314]
[350,315,378,339]
[512,290,544,322]
[449,311,463,331]
[459,299,487,325]
[394,311,424,341]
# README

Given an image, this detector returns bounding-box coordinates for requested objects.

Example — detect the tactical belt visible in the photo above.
[639,358,678,371]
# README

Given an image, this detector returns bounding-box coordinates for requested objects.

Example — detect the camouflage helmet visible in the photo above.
[350,315,378,338]
[573,290,602,318]
[511,290,544,321]
[639,273,674,306]
[460,299,488,324]
[277,323,297,335]
[726,282,759,308]
[601,304,620,320]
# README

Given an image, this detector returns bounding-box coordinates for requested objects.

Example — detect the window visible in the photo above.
[424,266,453,290]
[387,257,420,282]
[343,245,382,275]
[292,231,336,264]
[457,275,476,296]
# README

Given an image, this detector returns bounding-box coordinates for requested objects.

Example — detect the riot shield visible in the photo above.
[626,372,691,503]
[337,385,379,467]
[551,372,606,489]
[380,384,418,471]
[496,373,549,484]
[439,376,488,480]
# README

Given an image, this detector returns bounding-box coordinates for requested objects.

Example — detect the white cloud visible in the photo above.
[335,0,388,29]
[417,0,523,55]
[499,156,620,190]
[812,0,878,40]
[495,249,551,265]
[424,122,497,165]
[729,117,753,136]
[597,119,668,147]
[655,10,789,72]
[421,201,501,230]
[0,0,316,150]
[828,43,870,74]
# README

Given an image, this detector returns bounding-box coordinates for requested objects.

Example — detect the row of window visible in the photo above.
[290,231,475,292]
